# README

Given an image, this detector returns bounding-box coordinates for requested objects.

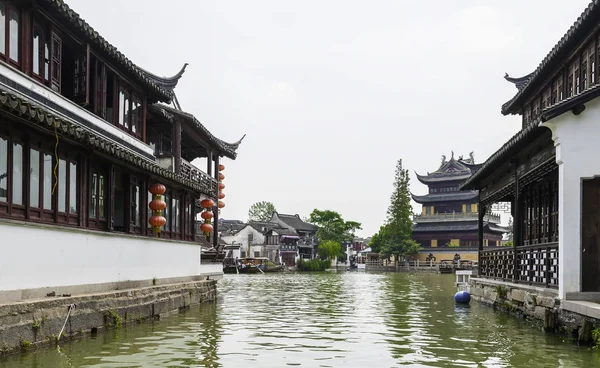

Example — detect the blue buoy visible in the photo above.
[346,268,350,271]
[454,291,471,304]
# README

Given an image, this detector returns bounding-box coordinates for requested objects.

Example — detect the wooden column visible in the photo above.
[206,149,213,176]
[478,204,485,252]
[173,119,182,174]
[513,161,521,283]
[212,154,220,250]
[108,165,115,231]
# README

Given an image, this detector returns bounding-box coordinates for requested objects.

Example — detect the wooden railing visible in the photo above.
[479,243,558,288]
[181,159,218,196]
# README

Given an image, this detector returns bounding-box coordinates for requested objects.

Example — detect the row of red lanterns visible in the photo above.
[148,183,167,237]
[200,164,226,236]
[148,164,227,238]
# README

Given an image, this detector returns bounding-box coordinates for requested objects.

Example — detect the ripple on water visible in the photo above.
[1,272,600,367]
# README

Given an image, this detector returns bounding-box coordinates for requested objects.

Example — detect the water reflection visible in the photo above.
[1,272,599,367]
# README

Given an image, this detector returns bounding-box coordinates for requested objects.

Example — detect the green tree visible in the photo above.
[317,240,343,260]
[308,209,362,243]
[371,159,421,262]
[247,201,276,222]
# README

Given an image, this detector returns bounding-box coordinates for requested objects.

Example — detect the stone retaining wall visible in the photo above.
[468,278,600,343]
[0,280,217,354]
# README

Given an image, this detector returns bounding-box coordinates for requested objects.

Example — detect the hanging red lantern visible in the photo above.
[149,215,167,228]
[200,199,215,208]
[218,164,225,171]
[201,211,214,220]
[218,192,225,199]
[218,173,225,181]
[200,223,213,233]
[149,183,166,195]
[149,199,167,211]
[218,182,225,190]
[218,201,225,208]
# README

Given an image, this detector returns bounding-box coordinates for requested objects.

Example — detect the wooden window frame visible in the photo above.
[27,138,55,223]
[0,2,21,68]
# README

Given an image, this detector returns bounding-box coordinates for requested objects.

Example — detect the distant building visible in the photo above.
[411,152,507,262]
[218,212,319,266]
[268,213,319,260]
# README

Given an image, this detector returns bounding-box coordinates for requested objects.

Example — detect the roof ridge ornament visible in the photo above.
[504,72,533,91]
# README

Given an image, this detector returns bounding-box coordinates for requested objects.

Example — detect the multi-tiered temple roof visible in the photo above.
[411,152,481,204]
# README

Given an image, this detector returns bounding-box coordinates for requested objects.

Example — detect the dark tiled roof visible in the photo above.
[501,1,600,115]
[460,123,544,190]
[411,191,478,204]
[41,0,175,102]
[503,73,534,91]
[0,86,216,196]
[413,223,508,234]
[276,213,319,232]
[148,104,244,160]
[415,155,480,185]
[139,63,188,91]
[218,219,246,234]
[413,223,479,232]
[248,221,298,236]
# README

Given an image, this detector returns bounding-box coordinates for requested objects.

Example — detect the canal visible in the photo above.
[2,272,599,367]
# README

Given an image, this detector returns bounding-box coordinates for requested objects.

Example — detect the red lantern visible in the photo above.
[149,215,167,228]
[201,211,214,220]
[149,199,167,211]
[218,192,225,199]
[200,199,215,208]
[149,183,166,195]
[218,164,225,171]
[218,201,225,208]
[218,173,225,181]
[200,223,213,233]
[218,182,225,190]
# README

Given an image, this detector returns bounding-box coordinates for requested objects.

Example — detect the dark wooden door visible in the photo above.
[582,178,600,291]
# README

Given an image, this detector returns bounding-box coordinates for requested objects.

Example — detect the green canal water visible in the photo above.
[2,272,600,367]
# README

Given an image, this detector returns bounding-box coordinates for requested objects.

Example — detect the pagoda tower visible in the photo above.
[411,152,507,262]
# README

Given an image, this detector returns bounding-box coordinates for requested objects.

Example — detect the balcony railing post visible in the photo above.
[512,159,520,283]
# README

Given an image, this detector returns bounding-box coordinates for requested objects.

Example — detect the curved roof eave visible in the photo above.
[148,104,244,160]
[501,1,600,115]
[139,63,189,91]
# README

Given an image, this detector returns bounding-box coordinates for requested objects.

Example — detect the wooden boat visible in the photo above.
[438,260,454,274]
[223,257,285,274]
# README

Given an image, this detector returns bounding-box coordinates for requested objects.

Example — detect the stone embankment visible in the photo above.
[469,278,600,344]
[0,280,217,354]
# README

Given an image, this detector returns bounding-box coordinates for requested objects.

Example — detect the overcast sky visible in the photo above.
[70,0,590,237]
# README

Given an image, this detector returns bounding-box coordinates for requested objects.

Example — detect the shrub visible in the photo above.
[297,258,330,272]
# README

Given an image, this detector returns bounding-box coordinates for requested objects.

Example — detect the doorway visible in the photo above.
[582,178,600,291]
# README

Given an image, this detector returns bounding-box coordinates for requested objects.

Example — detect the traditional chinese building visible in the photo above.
[0,0,242,301]
[268,212,319,260]
[461,1,600,305]
[411,152,507,262]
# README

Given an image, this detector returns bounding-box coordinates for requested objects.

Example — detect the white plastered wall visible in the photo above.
[541,97,600,299]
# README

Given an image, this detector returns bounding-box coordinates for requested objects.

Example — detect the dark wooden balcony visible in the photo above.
[479,243,559,288]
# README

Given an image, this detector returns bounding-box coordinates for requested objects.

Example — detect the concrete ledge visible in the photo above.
[562,300,600,320]
[0,279,218,355]
[0,273,222,304]
[470,277,558,297]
